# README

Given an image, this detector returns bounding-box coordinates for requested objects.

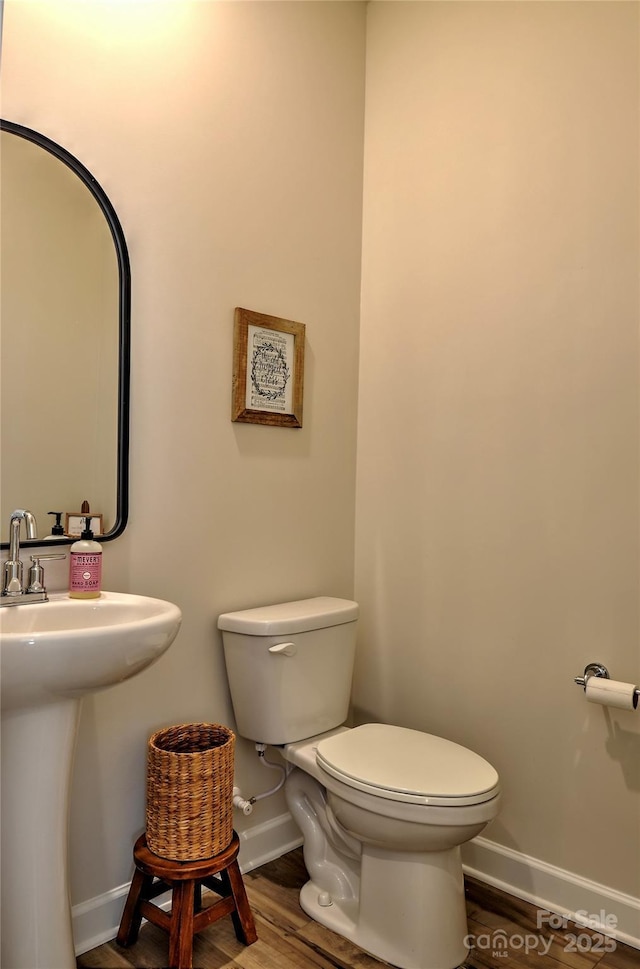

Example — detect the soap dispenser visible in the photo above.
[69,516,102,599]
[44,511,65,539]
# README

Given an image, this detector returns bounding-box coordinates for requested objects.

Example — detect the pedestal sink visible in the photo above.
[0,591,182,969]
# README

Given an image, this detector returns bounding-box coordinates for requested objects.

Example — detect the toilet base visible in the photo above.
[298,843,469,969]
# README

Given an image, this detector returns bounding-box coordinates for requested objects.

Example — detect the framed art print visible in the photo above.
[232,307,305,428]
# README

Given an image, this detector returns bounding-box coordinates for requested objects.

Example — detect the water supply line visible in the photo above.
[252,743,288,801]
[231,743,288,816]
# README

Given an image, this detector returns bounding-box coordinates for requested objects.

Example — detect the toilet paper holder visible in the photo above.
[574,662,640,701]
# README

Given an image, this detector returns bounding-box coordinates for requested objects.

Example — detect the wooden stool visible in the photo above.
[117,830,257,969]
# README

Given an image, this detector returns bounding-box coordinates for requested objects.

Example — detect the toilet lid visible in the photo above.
[315,723,500,807]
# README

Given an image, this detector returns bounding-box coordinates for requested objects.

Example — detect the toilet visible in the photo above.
[218,597,500,969]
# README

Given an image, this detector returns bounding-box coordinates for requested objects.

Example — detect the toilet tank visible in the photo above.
[218,597,358,745]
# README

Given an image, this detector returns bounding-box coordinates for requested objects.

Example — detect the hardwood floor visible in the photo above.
[77,848,639,969]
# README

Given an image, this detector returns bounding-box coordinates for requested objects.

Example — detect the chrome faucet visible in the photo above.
[1,510,64,606]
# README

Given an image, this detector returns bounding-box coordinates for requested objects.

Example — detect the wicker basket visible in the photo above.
[146,723,235,861]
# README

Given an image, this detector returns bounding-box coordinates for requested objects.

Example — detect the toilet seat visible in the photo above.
[316,723,499,807]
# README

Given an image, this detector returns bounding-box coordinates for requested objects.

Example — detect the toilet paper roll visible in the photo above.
[585,677,639,711]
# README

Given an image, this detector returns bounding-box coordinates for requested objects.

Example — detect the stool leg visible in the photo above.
[169,881,195,969]
[194,881,203,912]
[221,861,258,945]
[117,868,155,947]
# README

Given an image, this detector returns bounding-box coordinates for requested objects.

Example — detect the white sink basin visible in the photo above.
[0,590,182,969]
[1,591,182,710]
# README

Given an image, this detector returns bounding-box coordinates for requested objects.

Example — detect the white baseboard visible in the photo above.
[73,812,302,956]
[74,817,639,956]
[462,836,640,950]
[236,810,303,873]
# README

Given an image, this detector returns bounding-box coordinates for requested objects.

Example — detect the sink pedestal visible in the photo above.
[1,699,81,969]
[0,591,182,969]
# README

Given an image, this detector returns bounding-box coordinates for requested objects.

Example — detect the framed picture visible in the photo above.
[65,513,103,537]
[232,308,305,428]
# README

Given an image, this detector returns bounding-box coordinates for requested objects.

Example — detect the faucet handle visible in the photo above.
[27,554,66,595]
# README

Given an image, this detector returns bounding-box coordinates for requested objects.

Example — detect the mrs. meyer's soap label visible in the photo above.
[69,553,102,592]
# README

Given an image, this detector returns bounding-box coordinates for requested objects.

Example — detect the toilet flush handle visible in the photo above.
[268,641,297,657]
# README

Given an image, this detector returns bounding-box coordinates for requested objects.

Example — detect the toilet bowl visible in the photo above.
[218,597,501,969]
[283,723,500,969]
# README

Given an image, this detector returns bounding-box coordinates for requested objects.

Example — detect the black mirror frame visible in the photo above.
[0,119,130,547]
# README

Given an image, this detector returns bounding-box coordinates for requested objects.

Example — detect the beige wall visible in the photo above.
[1,0,365,923]
[3,0,640,951]
[357,0,639,906]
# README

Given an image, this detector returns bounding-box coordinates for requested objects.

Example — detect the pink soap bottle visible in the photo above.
[69,516,102,599]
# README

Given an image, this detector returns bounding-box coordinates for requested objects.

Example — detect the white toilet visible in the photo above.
[218,597,500,969]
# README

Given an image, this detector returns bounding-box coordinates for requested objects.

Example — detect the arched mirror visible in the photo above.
[0,120,130,548]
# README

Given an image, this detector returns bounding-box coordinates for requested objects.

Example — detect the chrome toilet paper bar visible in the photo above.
[574,663,611,688]
[574,663,640,710]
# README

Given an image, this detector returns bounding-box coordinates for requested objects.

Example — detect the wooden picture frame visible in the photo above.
[65,513,104,537]
[232,307,305,427]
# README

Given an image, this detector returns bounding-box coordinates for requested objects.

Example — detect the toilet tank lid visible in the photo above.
[217,597,359,635]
